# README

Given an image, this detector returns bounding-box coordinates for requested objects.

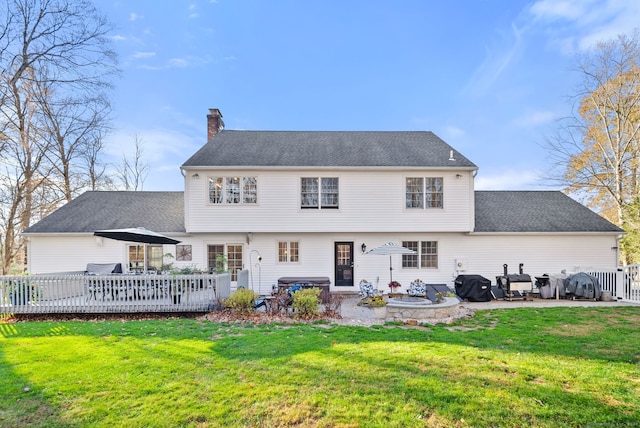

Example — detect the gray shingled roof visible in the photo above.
[22,191,185,234]
[24,190,622,235]
[474,191,623,233]
[181,130,477,168]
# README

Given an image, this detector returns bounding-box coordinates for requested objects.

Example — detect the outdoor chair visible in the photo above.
[359,281,381,298]
[408,280,428,298]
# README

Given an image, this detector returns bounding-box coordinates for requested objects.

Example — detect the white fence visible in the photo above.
[0,273,231,315]
[586,265,640,303]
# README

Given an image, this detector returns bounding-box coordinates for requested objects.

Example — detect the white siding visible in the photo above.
[27,235,126,274]
[201,232,619,295]
[28,231,618,296]
[184,169,474,233]
[27,235,183,274]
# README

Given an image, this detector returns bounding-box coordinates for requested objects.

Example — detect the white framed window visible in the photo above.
[207,244,243,281]
[278,241,299,263]
[406,177,443,209]
[243,177,257,204]
[208,176,258,204]
[128,244,163,272]
[301,177,339,209]
[402,240,438,269]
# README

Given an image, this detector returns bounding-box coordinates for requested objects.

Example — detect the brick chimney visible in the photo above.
[207,108,224,141]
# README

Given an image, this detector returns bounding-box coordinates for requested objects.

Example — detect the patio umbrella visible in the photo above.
[94,227,181,245]
[94,227,180,273]
[365,242,416,283]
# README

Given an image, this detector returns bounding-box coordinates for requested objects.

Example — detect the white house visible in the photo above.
[22,108,624,295]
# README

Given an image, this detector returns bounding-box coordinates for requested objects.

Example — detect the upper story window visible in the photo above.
[301,177,339,209]
[209,176,257,204]
[406,177,443,209]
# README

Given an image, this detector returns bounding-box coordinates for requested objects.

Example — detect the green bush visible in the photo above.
[291,287,321,318]
[224,288,258,313]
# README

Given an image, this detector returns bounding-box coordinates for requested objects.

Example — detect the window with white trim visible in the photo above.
[406,177,443,208]
[402,240,438,269]
[128,245,163,272]
[301,177,339,209]
[208,176,257,204]
[207,244,243,281]
[278,241,299,263]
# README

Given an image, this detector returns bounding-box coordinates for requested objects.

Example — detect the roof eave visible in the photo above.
[181,165,479,171]
[468,231,625,236]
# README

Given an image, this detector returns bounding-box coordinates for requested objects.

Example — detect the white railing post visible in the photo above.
[615,269,624,300]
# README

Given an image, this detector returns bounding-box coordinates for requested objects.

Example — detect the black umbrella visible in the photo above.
[94,227,181,245]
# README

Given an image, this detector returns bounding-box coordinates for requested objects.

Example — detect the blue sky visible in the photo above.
[98,0,640,191]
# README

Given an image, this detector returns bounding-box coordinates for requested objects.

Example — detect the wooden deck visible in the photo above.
[0,273,231,314]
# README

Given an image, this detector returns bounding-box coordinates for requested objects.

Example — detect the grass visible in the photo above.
[1,307,640,427]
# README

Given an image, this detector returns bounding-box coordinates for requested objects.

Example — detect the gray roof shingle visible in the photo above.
[22,191,185,234]
[23,190,622,235]
[181,130,477,168]
[474,191,623,233]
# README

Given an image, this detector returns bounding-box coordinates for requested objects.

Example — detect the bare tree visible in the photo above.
[546,30,640,264]
[116,135,149,191]
[82,129,116,191]
[0,70,49,274]
[38,89,113,201]
[0,0,118,273]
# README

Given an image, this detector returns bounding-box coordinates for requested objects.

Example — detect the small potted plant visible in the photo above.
[388,280,402,296]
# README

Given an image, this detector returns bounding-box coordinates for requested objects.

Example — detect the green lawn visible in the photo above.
[1,307,640,427]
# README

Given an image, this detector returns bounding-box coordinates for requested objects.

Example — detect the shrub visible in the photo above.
[291,287,321,318]
[223,288,258,314]
[323,293,344,317]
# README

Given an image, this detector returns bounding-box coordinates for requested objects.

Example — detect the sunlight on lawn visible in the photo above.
[1,310,640,427]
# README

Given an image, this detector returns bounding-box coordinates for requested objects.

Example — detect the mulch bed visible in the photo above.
[6,309,342,324]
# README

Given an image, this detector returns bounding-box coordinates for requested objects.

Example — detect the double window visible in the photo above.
[406,177,443,209]
[209,176,257,204]
[128,245,163,272]
[278,241,299,263]
[301,177,339,209]
[401,241,438,269]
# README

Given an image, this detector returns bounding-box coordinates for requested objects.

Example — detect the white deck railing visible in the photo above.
[586,266,640,303]
[0,273,231,314]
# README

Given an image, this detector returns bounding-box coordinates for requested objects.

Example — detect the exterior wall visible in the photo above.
[183,168,475,233]
[26,235,185,274]
[220,231,619,295]
[442,233,619,281]
[26,231,620,295]
[27,235,126,274]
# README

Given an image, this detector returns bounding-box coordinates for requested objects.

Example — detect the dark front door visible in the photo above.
[335,242,354,287]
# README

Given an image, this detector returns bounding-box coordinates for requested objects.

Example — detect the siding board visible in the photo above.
[185,169,473,233]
